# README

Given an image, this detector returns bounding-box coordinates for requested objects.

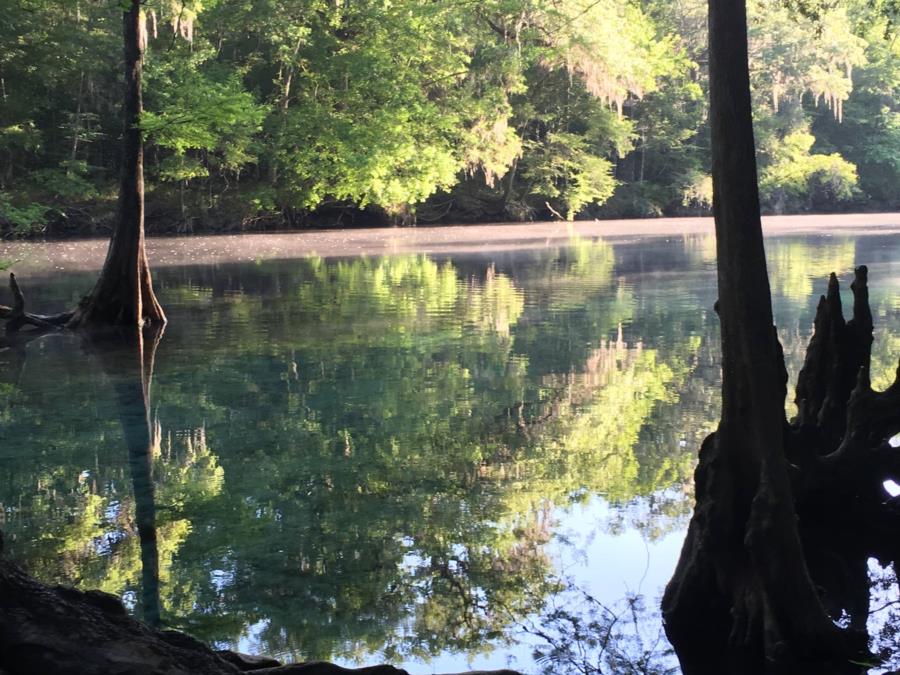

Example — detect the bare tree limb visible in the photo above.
[0,273,72,333]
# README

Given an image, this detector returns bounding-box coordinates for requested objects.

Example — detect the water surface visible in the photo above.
[1,229,898,673]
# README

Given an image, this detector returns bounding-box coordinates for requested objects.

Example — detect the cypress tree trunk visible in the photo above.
[660,1,879,672]
[69,0,165,328]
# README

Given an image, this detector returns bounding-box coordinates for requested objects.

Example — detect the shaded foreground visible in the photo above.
[0,552,517,675]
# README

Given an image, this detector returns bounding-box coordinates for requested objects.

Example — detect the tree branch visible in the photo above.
[0,273,72,333]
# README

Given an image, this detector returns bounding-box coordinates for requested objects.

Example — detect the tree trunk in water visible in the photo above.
[660,1,889,673]
[69,0,165,328]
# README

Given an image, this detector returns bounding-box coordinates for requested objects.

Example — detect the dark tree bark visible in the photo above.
[661,1,899,673]
[68,0,165,328]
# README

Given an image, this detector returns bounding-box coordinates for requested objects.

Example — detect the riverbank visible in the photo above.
[3,213,900,275]
[0,554,520,675]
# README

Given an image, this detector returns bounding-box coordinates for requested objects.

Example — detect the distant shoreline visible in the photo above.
[3,213,900,275]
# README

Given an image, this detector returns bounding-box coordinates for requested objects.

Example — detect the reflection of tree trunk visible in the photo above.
[91,325,164,627]
[662,2,899,674]
[0,330,29,386]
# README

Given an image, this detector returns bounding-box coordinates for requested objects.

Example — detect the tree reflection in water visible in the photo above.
[0,234,897,670]
[105,328,163,627]
[522,587,677,675]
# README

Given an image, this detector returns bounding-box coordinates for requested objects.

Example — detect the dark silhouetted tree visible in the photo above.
[662,1,900,674]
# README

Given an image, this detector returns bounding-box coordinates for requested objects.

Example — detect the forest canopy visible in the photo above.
[1,0,898,235]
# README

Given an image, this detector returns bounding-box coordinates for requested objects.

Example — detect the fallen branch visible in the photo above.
[544,201,565,221]
[0,273,73,333]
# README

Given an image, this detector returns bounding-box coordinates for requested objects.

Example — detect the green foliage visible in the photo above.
[0,0,895,228]
[30,161,98,200]
[0,192,49,237]
[265,0,477,210]
[521,133,616,220]
[760,129,859,210]
[141,47,265,182]
[748,3,866,119]
[681,172,713,212]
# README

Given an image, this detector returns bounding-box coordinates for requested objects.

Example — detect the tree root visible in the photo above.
[664,266,899,675]
[790,268,900,520]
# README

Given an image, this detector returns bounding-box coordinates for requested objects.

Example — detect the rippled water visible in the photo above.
[1,231,898,673]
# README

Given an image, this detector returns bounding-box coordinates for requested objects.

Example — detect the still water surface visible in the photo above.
[1,230,898,673]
